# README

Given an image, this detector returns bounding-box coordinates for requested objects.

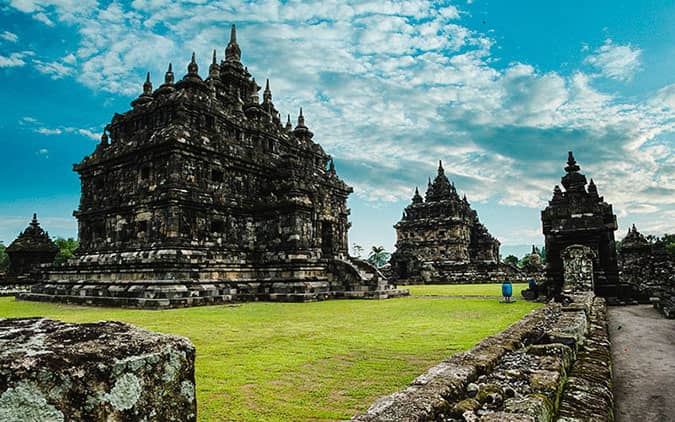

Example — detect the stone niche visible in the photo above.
[0,318,196,421]
[541,152,624,301]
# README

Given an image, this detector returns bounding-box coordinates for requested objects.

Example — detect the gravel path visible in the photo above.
[608,305,675,422]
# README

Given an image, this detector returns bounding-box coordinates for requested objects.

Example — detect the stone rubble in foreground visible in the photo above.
[0,318,197,421]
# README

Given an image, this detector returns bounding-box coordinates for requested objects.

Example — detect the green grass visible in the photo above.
[406,283,529,297]
[0,296,541,421]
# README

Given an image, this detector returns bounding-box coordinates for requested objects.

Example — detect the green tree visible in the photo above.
[367,246,391,268]
[54,237,79,265]
[0,243,8,272]
[504,255,519,267]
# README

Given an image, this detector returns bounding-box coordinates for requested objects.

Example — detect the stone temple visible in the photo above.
[541,152,621,299]
[21,25,403,308]
[390,161,522,284]
[5,214,58,282]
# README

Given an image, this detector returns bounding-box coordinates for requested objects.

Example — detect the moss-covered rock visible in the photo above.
[0,318,196,421]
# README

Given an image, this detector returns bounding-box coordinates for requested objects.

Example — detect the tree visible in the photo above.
[0,243,8,272]
[367,246,391,268]
[504,255,519,267]
[352,243,364,259]
[54,237,79,265]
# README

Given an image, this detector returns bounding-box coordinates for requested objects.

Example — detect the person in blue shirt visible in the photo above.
[502,279,513,302]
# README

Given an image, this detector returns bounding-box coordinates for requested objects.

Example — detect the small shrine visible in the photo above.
[5,214,58,280]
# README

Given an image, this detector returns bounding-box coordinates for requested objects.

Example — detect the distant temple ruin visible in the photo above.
[541,152,622,299]
[21,25,403,308]
[390,161,522,284]
[4,214,58,282]
[619,224,675,317]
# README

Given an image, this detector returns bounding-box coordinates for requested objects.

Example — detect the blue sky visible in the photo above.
[0,0,673,259]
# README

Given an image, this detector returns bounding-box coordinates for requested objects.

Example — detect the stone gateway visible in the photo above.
[20,26,404,308]
[541,152,623,300]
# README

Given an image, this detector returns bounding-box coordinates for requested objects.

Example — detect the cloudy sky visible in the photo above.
[0,0,673,258]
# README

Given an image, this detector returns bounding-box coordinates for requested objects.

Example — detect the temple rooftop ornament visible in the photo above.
[225,24,241,63]
[131,72,154,107]
[20,25,405,307]
[540,151,623,300]
[293,107,314,139]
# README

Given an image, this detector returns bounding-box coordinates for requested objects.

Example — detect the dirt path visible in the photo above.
[607,305,675,422]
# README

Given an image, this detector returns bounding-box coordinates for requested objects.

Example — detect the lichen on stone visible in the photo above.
[0,381,64,422]
[103,373,142,411]
[181,380,195,402]
[162,348,186,382]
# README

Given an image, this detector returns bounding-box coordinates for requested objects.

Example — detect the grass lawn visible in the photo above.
[406,283,529,297]
[0,295,541,421]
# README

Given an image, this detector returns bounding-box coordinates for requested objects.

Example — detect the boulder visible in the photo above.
[0,318,196,421]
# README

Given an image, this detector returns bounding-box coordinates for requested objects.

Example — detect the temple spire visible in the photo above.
[438,160,444,176]
[412,186,423,204]
[226,24,241,62]
[188,52,198,76]
[100,131,109,146]
[31,213,38,226]
[164,63,174,85]
[143,72,152,95]
[263,78,272,104]
[209,50,220,79]
[293,107,313,139]
[565,150,580,173]
[286,114,292,130]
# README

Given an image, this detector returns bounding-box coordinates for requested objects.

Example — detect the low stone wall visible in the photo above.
[396,263,542,286]
[352,292,613,421]
[0,318,197,421]
[0,284,30,297]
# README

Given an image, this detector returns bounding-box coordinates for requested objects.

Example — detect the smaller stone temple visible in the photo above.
[390,161,522,284]
[4,214,58,281]
[541,152,621,299]
[619,224,675,316]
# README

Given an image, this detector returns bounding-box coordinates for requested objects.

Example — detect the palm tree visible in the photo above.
[367,246,391,268]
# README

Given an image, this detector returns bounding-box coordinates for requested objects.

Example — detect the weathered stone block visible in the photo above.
[0,318,196,421]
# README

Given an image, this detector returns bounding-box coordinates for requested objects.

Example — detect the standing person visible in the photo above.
[502,279,513,303]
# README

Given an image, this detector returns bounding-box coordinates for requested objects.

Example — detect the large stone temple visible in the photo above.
[390,161,522,284]
[21,26,403,308]
[541,152,622,299]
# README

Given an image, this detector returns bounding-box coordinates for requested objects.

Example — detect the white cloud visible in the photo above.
[75,128,100,140]
[23,117,100,140]
[33,12,54,26]
[584,38,642,81]
[36,127,62,135]
[4,0,675,238]
[33,59,74,79]
[0,52,27,67]
[0,31,18,42]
